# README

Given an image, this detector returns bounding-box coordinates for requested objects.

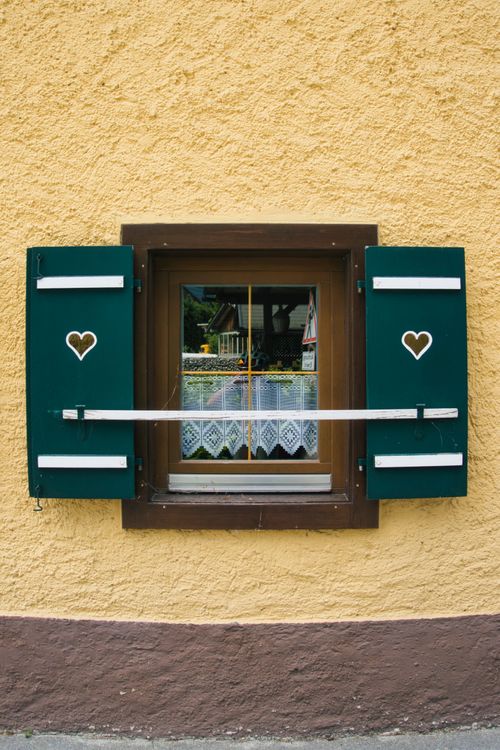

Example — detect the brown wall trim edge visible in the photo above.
[1,614,499,738]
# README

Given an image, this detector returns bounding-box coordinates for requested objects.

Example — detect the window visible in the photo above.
[27,231,467,525]
[122,224,379,530]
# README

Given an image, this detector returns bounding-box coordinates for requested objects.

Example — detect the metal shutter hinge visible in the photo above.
[357,280,366,294]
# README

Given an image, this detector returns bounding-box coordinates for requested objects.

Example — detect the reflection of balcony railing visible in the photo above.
[217,332,248,357]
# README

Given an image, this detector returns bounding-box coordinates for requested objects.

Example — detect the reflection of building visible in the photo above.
[207,297,310,367]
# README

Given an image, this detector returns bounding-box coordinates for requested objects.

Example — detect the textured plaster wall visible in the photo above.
[1,0,498,623]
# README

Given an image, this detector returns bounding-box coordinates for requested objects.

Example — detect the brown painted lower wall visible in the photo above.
[1,614,499,738]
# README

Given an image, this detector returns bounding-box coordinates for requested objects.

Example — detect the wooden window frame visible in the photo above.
[121,223,379,530]
[162,265,339,482]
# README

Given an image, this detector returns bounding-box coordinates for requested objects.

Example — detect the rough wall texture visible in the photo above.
[2,615,499,737]
[1,1,499,623]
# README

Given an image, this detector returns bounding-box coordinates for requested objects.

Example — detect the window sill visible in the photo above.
[121,494,378,530]
[151,491,349,505]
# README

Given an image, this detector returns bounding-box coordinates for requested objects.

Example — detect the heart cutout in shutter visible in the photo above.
[401,330,433,360]
[66,331,98,361]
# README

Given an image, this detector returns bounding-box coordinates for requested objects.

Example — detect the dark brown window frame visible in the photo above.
[121,223,379,530]
[162,265,339,480]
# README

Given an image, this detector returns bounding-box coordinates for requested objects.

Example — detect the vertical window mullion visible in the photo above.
[247,284,252,461]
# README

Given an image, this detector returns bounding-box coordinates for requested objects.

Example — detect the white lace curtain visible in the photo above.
[182,374,318,459]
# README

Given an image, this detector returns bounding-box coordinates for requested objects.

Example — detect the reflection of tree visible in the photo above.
[183,293,219,352]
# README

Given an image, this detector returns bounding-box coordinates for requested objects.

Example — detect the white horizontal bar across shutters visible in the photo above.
[62,407,459,421]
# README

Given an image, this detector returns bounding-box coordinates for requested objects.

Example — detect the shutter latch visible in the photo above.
[134,278,142,293]
[357,457,367,472]
[33,484,43,512]
[356,280,366,294]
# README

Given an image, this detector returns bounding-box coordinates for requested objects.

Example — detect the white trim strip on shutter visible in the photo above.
[374,453,463,469]
[37,455,128,469]
[37,276,124,289]
[372,277,461,291]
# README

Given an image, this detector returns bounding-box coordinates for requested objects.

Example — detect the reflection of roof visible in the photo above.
[207,303,237,332]
[238,305,307,331]
[208,303,308,333]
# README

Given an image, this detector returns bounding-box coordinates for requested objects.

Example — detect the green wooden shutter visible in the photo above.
[365,246,467,500]
[26,246,135,499]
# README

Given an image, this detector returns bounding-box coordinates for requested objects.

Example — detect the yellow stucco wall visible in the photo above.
[1,0,498,623]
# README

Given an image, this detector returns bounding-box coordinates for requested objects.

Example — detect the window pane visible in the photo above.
[250,373,318,459]
[181,284,318,461]
[182,374,249,460]
[182,286,248,460]
[250,286,318,460]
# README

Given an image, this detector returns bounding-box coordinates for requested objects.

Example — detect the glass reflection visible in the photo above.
[181,285,318,460]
